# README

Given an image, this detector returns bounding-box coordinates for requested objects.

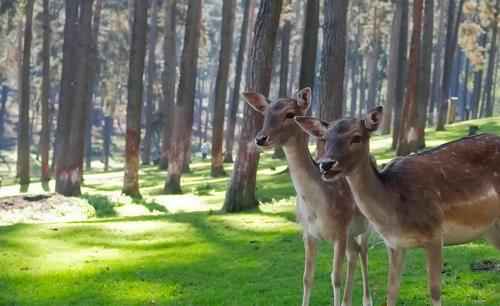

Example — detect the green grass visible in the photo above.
[1,118,500,305]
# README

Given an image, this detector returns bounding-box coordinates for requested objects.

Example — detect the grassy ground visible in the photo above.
[1,119,500,305]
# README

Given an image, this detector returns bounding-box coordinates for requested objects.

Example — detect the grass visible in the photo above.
[1,118,500,305]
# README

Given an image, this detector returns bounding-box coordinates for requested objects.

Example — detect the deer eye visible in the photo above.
[351,135,362,144]
[285,112,295,119]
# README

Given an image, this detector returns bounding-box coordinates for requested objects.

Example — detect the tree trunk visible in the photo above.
[350,52,358,117]
[224,0,254,163]
[298,0,319,90]
[366,4,380,111]
[0,85,8,145]
[40,0,51,182]
[428,0,447,126]
[17,0,34,186]
[436,0,465,130]
[317,0,348,155]
[142,0,159,165]
[122,0,148,197]
[210,0,236,177]
[84,0,103,172]
[164,0,203,194]
[483,1,499,118]
[273,18,292,160]
[461,58,470,120]
[55,0,94,196]
[223,0,282,212]
[396,0,423,156]
[416,0,434,149]
[159,0,177,169]
[383,0,405,134]
[391,0,409,150]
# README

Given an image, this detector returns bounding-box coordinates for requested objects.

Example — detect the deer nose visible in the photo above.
[255,135,268,146]
[319,160,336,173]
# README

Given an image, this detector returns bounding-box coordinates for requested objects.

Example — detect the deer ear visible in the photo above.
[363,106,383,132]
[242,92,268,113]
[296,87,312,112]
[294,116,328,139]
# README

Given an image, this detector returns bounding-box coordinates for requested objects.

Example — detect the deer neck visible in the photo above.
[345,156,396,231]
[282,133,316,178]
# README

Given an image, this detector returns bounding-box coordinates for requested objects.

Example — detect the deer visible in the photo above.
[295,106,500,306]
[242,87,372,306]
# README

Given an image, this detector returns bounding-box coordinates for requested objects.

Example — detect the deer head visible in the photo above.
[295,106,383,181]
[242,87,312,148]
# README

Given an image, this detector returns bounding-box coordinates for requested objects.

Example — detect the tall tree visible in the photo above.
[298,0,319,90]
[428,0,448,125]
[397,0,423,156]
[40,0,51,182]
[390,0,409,150]
[84,0,103,171]
[159,0,177,169]
[17,0,34,185]
[416,0,434,148]
[164,0,203,193]
[56,0,94,196]
[211,0,236,177]
[223,0,255,163]
[482,0,500,117]
[436,0,465,130]
[122,0,148,197]
[223,0,282,212]
[142,0,159,165]
[319,0,348,128]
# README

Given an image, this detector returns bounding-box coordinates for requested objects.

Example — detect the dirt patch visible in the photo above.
[0,193,96,226]
[470,260,500,272]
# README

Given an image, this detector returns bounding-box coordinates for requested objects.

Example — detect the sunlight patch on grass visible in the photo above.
[214,214,298,233]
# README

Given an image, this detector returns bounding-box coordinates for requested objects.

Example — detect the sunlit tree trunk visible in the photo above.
[223,0,282,212]
[224,0,255,163]
[299,0,319,90]
[122,0,148,197]
[40,0,51,182]
[17,0,34,186]
[159,0,177,169]
[142,0,159,165]
[482,0,499,117]
[397,0,423,156]
[211,0,236,176]
[165,0,203,193]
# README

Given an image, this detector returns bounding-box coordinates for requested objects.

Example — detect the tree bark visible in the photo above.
[40,0,51,182]
[436,0,465,130]
[0,85,8,145]
[397,0,423,156]
[223,0,254,163]
[317,0,348,156]
[210,0,236,177]
[298,0,319,90]
[55,0,94,196]
[165,0,203,194]
[391,0,409,150]
[122,0,148,197]
[142,0,159,165]
[483,0,499,117]
[366,4,380,111]
[84,0,103,172]
[416,0,434,149]
[17,0,34,186]
[223,0,282,212]
[159,0,177,169]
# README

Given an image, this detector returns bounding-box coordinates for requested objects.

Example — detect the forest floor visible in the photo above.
[1,118,500,305]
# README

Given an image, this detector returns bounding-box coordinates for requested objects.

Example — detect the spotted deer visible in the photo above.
[243,88,372,306]
[295,106,500,306]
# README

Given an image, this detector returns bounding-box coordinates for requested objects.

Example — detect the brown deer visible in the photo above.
[295,106,500,306]
[243,88,372,306]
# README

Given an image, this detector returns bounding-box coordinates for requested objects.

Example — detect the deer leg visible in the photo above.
[332,238,347,306]
[358,233,373,306]
[484,220,500,249]
[425,241,443,306]
[387,247,406,306]
[302,236,317,306]
[341,237,360,306]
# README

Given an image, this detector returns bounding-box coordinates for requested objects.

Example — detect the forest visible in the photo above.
[0,0,500,305]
